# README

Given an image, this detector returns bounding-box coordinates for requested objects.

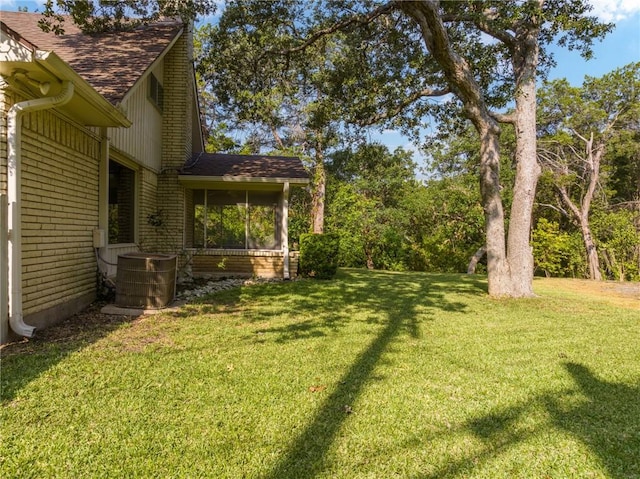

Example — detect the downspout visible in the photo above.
[7,80,74,337]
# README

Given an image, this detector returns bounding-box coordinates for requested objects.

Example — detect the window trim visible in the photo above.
[148,72,164,113]
[192,189,280,250]
[107,157,139,246]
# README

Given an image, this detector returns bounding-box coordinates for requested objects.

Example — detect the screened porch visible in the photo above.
[179,153,309,279]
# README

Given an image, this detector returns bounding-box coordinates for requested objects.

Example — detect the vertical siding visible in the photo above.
[108,63,164,172]
[102,244,138,278]
[18,104,101,317]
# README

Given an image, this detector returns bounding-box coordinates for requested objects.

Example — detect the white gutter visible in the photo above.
[7,80,74,338]
[178,175,310,186]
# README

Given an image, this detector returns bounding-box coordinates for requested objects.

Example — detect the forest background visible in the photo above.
[191,1,639,281]
[7,0,639,281]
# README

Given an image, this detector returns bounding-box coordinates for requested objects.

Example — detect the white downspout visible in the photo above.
[7,80,74,338]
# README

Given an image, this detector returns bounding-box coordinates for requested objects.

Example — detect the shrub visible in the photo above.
[299,233,340,279]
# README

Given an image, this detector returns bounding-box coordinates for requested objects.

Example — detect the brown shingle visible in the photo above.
[0,11,182,104]
[182,153,309,180]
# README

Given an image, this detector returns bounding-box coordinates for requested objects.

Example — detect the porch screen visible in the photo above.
[192,190,279,249]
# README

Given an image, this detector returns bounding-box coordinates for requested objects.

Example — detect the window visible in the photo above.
[108,160,136,244]
[148,72,164,112]
[248,192,278,249]
[192,189,279,249]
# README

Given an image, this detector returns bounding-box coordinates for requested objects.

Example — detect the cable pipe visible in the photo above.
[7,80,74,337]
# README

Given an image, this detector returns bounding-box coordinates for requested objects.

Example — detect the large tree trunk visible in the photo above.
[400,1,517,296]
[508,28,541,297]
[310,147,326,234]
[479,124,512,296]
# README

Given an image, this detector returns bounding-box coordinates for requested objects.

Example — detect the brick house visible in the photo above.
[0,12,309,342]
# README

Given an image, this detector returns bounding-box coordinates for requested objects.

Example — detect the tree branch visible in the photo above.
[490,111,515,124]
[535,202,569,217]
[357,87,451,126]
[441,3,516,48]
[273,2,396,56]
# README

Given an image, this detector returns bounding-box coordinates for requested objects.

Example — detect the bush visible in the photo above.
[299,233,340,279]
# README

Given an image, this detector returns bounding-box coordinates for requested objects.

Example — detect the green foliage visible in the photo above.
[532,218,584,278]
[607,127,640,204]
[592,209,640,281]
[39,0,217,33]
[287,187,312,250]
[324,144,417,270]
[535,63,640,280]
[299,233,340,279]
[405,177,486,273]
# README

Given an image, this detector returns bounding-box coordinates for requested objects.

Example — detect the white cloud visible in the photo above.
[587,0,640,22]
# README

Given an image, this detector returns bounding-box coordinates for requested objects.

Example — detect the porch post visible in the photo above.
[282,181,290,279]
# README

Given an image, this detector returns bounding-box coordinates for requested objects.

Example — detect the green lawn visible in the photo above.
[1,270,639,478]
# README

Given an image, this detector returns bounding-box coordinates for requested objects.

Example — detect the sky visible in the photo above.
[2,0,639,166]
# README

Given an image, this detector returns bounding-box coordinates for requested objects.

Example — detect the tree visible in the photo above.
[326,144,417,270]
[51,0,611,297]
[396,1,610,296]
[537,63,640,280]
[39,0,216,33]
[196,5,349,233]
[197,0,609,297]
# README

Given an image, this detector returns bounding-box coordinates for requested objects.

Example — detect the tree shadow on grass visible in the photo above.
[258,269,482,479]
[247,270,484,344]
[544,362,640,479]
[415,361,640,478]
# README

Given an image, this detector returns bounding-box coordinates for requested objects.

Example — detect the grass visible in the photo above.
[1,270,639,478]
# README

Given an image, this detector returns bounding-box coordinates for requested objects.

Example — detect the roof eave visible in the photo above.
[35,50,131,127]
[178,175,310,189]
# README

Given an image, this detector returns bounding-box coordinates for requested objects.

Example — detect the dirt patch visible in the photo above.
[536,278,640,310]
[0,302,140,355]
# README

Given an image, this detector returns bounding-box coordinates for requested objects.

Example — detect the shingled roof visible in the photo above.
[0,11,182,104]
[181,153,309,182]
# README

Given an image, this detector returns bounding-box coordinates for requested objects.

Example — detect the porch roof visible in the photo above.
[179,153,310,189]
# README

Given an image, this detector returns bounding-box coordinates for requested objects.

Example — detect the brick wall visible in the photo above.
[157,28,194,256]
[138,167,159,250]
[191,251,299,279]
[2,90,102,323]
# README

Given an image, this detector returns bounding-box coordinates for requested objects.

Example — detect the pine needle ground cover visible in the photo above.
[1,270,638,478]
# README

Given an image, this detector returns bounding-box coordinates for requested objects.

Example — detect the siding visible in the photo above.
[107,63,164,172]
[0,88,8,194]
[0,88,7,341]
